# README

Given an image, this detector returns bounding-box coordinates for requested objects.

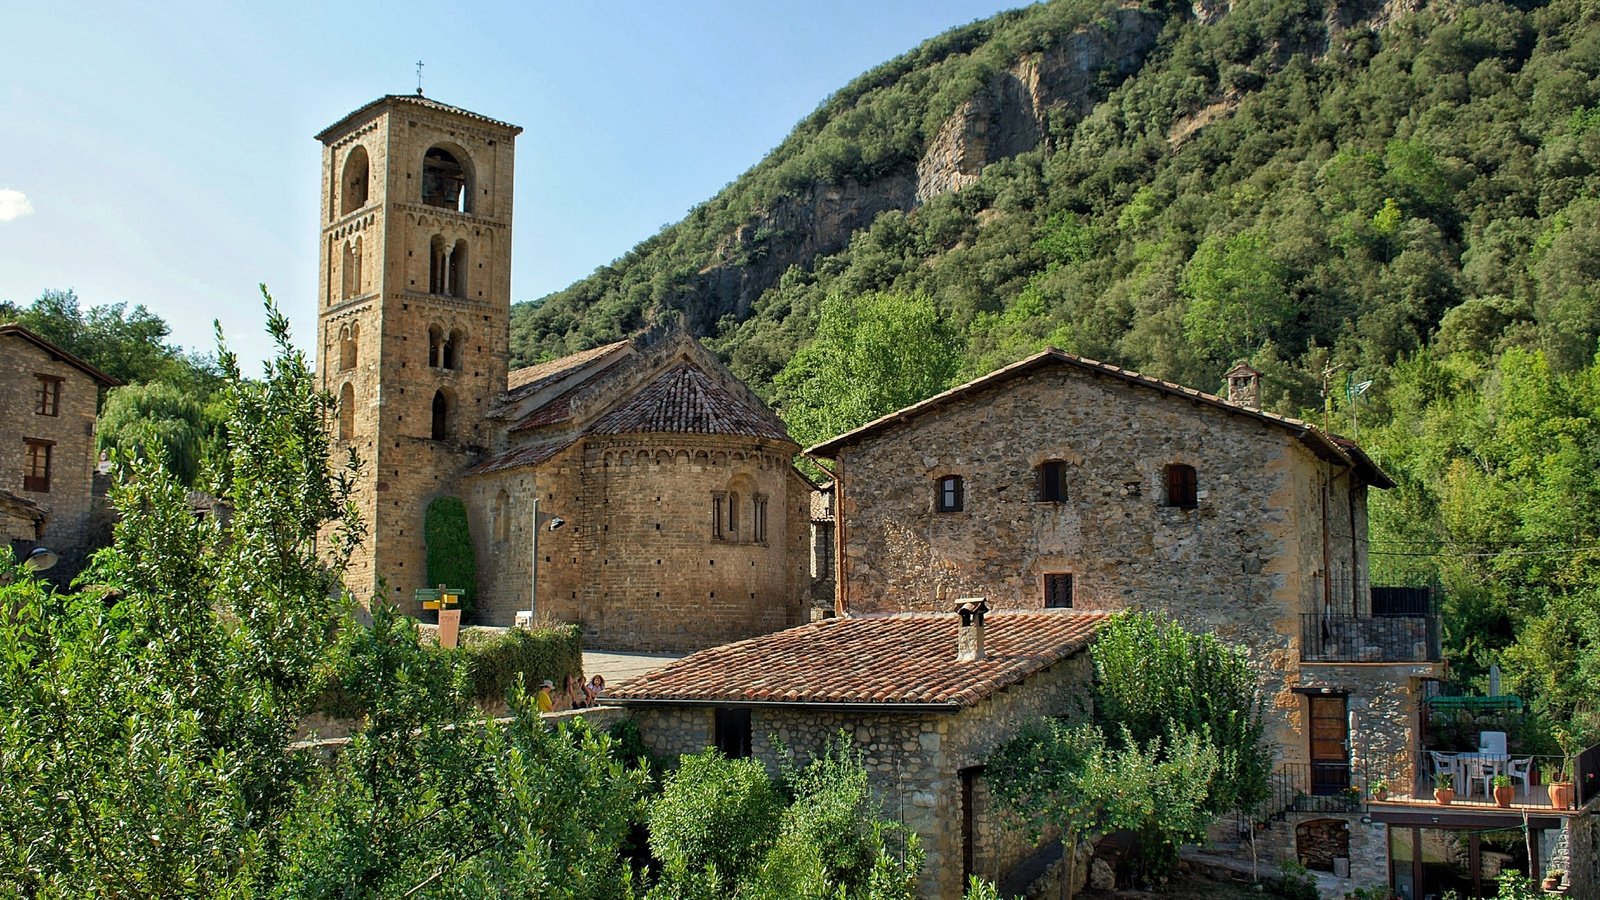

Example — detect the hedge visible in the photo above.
[450,624,584,706]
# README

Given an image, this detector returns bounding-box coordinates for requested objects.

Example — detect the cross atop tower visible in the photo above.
[415,60,425,96]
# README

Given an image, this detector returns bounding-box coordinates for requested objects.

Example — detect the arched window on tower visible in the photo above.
[339,323,358,372]
[448,239,468,297]
[341,240,356,300]
[428,325,443,368]
[340,145,369,216]
[352,236,363,296]
[421,147,469,213]
[428,235,447,294]
[338,382,355,441]
[431,389,451,441]
[446,327,466,370]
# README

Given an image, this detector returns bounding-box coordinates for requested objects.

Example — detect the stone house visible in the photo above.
[611,604,1108,900]
[0,324,118,574]
[804,350,1468,892]
[313,95,811,650]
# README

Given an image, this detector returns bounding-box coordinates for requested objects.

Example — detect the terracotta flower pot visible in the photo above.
[1548,781,1574,810]
[1434,788,1455,805]
[1494,786,1514,808]
[1372,788,1389,802]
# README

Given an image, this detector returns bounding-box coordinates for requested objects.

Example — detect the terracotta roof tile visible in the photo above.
[465,438,574,476]
[609,610,1109,708]
[507,340,629,394]
[588,362,792,443]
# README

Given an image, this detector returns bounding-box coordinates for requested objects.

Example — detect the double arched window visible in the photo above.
[427,325,466,370]
[428,236,468,297]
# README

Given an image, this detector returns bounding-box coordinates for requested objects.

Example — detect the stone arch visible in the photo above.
[337,381,355,441]
[712,451,728,467]
[1294,819,1350,873]
[340,145,369,216]
[446,327,466,370]
[421,144,473,213]
[675,450,690,464]
[494,488,510,543]
[428,234,447,295]
[428,324,444,368]
[449,239,468,297]
[431,388,454,441]
[339,323,358,372]
[694,449,709,463]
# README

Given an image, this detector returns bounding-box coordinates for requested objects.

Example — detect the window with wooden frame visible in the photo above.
[937,475,964,513]
[1164,463,1198,509]
[1044,573,1074,608]
[1037,459,1067,502]
[24,439,52,493]
[35,375,62,417]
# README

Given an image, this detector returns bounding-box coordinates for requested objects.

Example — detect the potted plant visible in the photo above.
[1541,870,1563,891]
[1370,778,1390,802]
[1433,772,1455,805]
[1492,774,1514,807]
[1542,763,1574,810]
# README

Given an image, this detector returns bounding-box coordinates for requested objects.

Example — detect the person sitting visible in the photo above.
[585,674,606,706]
[565,673,587,710]
[535,679,555,713]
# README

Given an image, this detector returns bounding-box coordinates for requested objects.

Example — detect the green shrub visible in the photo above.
[648,750,783,893]
[453,623,584,706]
[424,495,476,612]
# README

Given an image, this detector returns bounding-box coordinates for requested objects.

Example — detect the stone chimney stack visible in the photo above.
[1224,361,1263,409]
[956,598,989,663]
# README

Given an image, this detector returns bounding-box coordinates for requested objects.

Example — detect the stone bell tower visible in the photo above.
[314,94,522,605]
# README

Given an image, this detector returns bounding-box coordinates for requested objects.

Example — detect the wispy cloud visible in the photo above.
[0,188,35,222]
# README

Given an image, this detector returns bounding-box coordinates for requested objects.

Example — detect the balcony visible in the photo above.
[1300,613,1441,663]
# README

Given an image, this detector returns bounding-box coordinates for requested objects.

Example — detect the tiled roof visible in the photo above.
[507,340,629,394]
[609,610,1109,709]
[588,362,792,443]
[465,438,574,477]
[0,325,120,386]
[806,348,1392,489]
[315,94,523,142]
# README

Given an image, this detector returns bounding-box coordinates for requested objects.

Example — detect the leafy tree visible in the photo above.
[773,290,960,447]
[648,750,783,895]
[3,288,206,391]
[1180,228,1294,367]
[97,380,208,486]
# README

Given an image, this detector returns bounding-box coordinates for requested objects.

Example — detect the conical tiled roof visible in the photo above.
[588,362,791,443]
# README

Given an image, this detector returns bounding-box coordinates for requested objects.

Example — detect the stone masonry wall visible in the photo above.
[466,435,808,650]
[628,649,1095,900]
[1,334,101,568]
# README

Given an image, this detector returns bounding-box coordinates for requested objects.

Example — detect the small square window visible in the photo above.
[1037,460,1066,502]
[1044,573,1073,608]
[1164,464,1198,509]
[937,475,964,513]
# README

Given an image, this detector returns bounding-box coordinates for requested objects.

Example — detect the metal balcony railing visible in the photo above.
[1300,613,1441,663]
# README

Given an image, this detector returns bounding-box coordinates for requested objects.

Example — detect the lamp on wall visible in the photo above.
[528,497,567,624]
[25,547,58,572]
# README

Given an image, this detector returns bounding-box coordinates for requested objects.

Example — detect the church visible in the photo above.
[314,94,813,651]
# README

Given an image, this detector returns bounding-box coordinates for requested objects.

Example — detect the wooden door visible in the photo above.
[1309,695,1350,795]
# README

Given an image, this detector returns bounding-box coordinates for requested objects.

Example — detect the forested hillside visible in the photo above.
[513,0,1600,744]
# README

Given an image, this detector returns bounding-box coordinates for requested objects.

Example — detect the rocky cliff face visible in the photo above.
[676,8,1165,335]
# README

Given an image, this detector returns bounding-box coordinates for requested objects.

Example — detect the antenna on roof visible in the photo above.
[415,60,425,96]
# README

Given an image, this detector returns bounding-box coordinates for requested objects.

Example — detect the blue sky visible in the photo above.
[2,1,1021,369]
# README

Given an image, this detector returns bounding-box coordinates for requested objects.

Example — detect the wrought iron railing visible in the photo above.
[1300,613,1441,662]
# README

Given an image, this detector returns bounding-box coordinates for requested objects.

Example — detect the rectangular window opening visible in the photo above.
[34,375,62,417]
[1044,573,1073,609]
[938,475,964,513]
[714,707,752,758]
[24,439,53,493]
[1038,460,1066,502]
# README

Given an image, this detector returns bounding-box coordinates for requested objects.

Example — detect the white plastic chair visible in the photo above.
[1479,731,1508,755]
[1430,751,1461,793]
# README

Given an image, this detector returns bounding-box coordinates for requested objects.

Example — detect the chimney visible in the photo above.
[1224,361,1263,409]
[956,598,989,662]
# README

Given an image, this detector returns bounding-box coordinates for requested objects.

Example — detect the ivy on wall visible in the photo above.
[425,495,477,613]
